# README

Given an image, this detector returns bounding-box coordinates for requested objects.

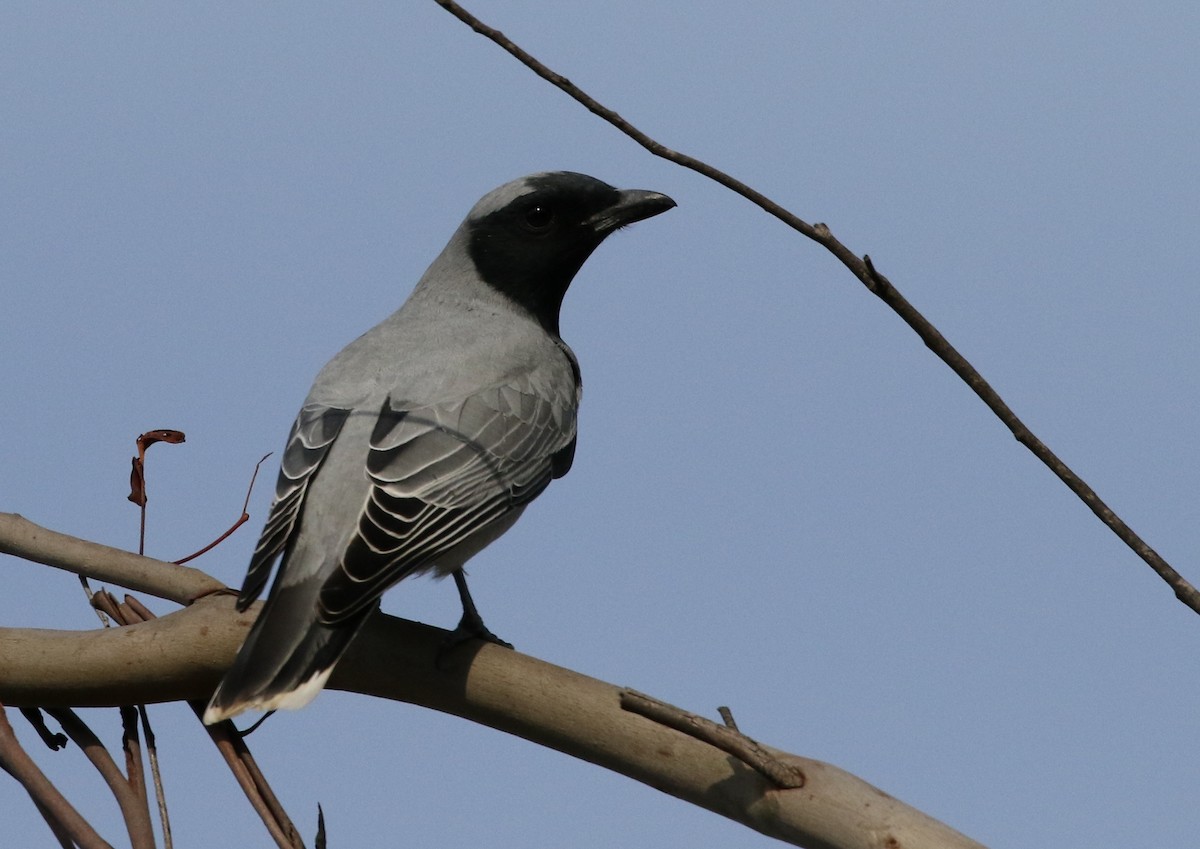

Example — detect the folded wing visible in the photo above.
[318,378,577,624]
[236,403,352,610]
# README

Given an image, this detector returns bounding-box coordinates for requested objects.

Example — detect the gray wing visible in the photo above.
[317,378,577,625]
[236,403,352,610]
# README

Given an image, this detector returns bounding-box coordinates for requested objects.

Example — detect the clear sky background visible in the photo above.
[2,3,1198,847]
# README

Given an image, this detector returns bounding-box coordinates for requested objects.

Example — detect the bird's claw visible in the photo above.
[435,613,514,668]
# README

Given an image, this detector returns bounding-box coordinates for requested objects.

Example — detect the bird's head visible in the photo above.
[463,171,675,335]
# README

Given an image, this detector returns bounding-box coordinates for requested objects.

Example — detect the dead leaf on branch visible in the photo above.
[126,430,186,507]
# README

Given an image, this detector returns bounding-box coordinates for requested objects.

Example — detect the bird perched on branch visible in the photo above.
[204,172,675,723]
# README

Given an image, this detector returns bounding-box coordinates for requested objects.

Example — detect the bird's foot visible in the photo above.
[436,611,513,668]
[446,607,513,650]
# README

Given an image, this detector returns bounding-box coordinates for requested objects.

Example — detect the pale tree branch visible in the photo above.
[0,522,985,849]
[0,513,222,605]
[430,0,1200,616]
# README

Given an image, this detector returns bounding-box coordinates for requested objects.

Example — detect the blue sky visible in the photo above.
[3,3,1199,847]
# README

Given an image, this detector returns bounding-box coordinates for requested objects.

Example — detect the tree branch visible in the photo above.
[620,690,806,790]
[0,513,223,605]
[430,0,1200,615]
[0,524,985,849]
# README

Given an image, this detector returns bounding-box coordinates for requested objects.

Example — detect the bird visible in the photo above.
[203,171,675,723]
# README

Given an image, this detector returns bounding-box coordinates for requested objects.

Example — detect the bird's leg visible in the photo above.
[444,570,513,651]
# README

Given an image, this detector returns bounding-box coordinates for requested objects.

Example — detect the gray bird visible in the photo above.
[203,172,675,723]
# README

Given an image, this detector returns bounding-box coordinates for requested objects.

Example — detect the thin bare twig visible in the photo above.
[621,690,805,789]
[174,452,272,565]
[79,574,112,627]
[138,705,173,849]
[432,0,1200,614]
[0,703,115,849]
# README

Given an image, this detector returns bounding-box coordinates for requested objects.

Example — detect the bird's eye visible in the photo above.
[522,204,556,232]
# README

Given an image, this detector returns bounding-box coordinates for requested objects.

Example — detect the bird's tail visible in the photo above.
[203,579,364,724]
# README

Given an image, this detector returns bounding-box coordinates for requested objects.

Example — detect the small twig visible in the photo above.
[138,705,173,849]
[174,452,272,565]
[120,705,149,810]
[432,0,1200,615]
[0,703,115,849]
[79,574,112,627]
[315,805,326,849]
[717,706,739,731]
[620,690,805,789]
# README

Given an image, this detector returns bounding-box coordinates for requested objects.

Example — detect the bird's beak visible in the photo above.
[589,189,676,234]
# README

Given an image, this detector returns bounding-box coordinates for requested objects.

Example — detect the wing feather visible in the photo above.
[236,404,351,610]
[318,377,575,624]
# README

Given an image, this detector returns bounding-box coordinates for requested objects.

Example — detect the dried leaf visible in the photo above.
[137,429,186,453]
[128,429,185,507]
[127,457,147,506]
